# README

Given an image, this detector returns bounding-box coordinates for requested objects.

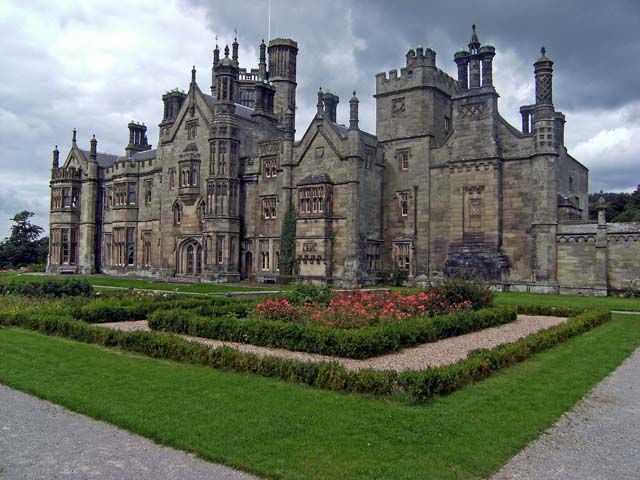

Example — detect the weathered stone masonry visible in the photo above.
[48,26,639,294]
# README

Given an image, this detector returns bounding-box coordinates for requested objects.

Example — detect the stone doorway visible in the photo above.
[244,251,253,279]
[178,239,202,277]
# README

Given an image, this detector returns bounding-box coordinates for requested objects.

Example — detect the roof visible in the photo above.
[130,149,157,161]
[79,149,119,167]
[202,93,255,119]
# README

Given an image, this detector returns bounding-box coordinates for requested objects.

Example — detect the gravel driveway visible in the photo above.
[100,315,567,372]
[490,346,640,479]
[0,385,259,480]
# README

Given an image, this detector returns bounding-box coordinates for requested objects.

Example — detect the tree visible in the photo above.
[279,206,297,282]
[0,211,47,268]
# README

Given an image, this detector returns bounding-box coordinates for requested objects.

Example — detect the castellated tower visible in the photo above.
[206,45,242,282]
[267,38,298,124]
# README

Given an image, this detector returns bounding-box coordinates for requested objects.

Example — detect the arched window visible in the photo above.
[174,203,182,225]
[187,245,194,275]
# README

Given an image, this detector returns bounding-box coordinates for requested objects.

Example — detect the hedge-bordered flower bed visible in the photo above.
[0,305,610,403]
[148,306,518,359]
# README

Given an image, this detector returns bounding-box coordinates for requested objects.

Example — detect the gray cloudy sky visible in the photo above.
[1,0,639,239]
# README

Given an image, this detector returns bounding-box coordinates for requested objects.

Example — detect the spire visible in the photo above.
[191,65,196,84]
[90,134,97,160]
[349,90,359,130]
[72,128,77,144]
[52,145,60,168]
[469,24,480,53]
[316,87,324,116]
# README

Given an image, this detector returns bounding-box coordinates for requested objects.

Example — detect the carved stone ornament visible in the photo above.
[459,101,486,119]
[392,97,405,115]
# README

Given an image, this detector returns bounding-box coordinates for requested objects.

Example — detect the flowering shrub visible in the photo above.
[255,290,472,328]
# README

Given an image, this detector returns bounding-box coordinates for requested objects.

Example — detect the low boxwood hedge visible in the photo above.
[148,306,518,359]
[68,295,257,324]
[0,305,610,403]
[0,278,93,297]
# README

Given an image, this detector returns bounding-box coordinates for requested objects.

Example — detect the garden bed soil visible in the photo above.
[101,314,567,372]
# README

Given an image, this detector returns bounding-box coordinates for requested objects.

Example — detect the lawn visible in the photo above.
[494,291,640,311]
[0,271,282,294]
[1,311,639,480]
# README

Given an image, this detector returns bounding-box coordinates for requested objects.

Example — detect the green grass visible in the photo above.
[494,291,640,311]
[0,271,282,294]
[1,313,639,480]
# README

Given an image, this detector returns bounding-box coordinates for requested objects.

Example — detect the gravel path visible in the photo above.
[0,385,259,480]
[490,346,640,480]
[100,315,566,372]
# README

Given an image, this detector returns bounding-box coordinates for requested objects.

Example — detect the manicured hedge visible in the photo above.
[0,278,93,297]
[71,295,256,324]
[0,305,610,403]
[148,306,518,359]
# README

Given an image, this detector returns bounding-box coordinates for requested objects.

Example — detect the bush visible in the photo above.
[434,279,494,310]
[284,282,333,306]
[0,304,610,403]
[0,278,93,297]
[149,306,517,359]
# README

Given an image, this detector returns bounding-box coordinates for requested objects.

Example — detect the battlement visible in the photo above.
[375,61,457,97]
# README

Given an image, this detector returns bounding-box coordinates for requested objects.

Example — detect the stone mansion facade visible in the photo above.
[48,26,640,294]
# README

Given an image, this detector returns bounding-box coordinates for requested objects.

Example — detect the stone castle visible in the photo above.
[48,26,640,295]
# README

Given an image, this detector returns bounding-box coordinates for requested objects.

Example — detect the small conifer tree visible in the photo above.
[279,207,297,281]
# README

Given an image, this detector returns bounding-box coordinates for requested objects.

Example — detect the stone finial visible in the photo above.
[232,34,239,64]
[213,43,220,64]
[72,128,77,144]
[90,134,97,160]
[541,46,546,57]
[224,45,230,57]
[52,145,60,168]
[349,90,359,130]
[191,65,196,84]
[316,87,324,116]
[469,24,481,52]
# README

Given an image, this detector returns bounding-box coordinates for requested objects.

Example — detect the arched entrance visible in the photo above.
[178,239,202,277]
[244,251,253,279]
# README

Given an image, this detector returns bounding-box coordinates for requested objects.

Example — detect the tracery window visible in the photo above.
[173,203,183,225]
[393,242,411,271]
[186,119,198,140]
[260,240,270,271]
[144,180,152,206]
[298,187,325,215]
[399,192,409,217]
[263,157,277,178]
[126,227,136,265]
[169,168,175,190]
[262,196,277,219]
[142,231,151,267]
[127,183,137,205]
[365,241,382,271]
